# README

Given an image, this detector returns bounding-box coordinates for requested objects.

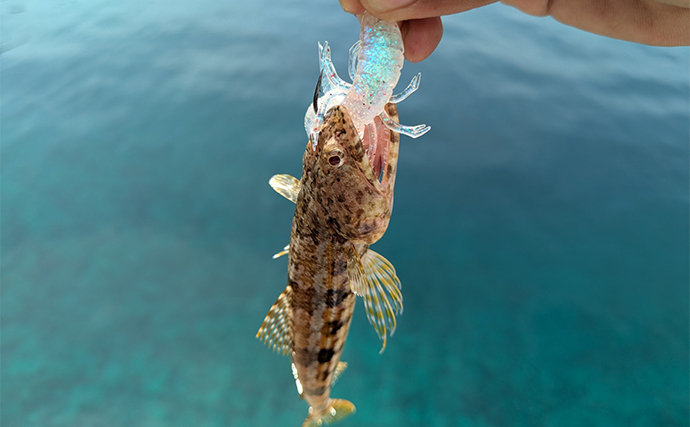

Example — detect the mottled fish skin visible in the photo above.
[289,103,400,418]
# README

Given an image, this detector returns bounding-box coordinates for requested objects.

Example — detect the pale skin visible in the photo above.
[339,0,690,62]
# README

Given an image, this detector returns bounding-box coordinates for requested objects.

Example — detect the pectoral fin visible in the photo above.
[345,244,367,296]
[256,286,293,355]
[360,249,403,353]
[269,174,300,203]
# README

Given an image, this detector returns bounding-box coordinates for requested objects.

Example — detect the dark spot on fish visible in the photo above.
[359,221,374,234]
[326,320,344,335]
[337,194,345,203]
[319,370,331,381]
[326,217,341,233]
[294,347,318,365]
[355,191,364,204]
[356,208,364,217]
[305,230,321,246]
[292,286,317,315]
[318,348,335,363]
[325,289,350,308]
[351,147,364,162]
[333,259,347,275]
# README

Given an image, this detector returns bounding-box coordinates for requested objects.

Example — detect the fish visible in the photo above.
[257,102,404,427]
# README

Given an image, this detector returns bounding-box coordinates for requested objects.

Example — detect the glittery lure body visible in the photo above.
[305,12,430,148]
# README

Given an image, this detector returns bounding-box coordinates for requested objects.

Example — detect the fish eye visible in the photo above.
[326,149,344,167]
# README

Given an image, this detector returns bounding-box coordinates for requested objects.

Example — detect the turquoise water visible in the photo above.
[2,0,688,426]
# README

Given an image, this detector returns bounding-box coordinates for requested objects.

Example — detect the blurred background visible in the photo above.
[2,0,688,426]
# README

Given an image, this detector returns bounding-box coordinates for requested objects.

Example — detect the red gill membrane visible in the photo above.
[361,115,391,185]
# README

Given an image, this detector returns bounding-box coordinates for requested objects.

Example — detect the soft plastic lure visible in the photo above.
[305,12,430,149]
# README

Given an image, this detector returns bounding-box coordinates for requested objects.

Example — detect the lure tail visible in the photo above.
[302,399,355,427]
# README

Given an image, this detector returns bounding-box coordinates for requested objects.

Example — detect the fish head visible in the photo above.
[305,105,399,244]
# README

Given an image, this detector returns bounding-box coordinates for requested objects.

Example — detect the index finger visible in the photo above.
[341,0,498,22]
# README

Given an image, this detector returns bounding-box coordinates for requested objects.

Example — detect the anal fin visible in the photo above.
[332,361,348,386]
[256,286,293,355]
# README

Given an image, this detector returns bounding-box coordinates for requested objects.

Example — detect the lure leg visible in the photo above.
[348,40,361,82]
[379,110,430,139]
[319,42,351,91]
[309,116,323,149]
[390,73,421,104]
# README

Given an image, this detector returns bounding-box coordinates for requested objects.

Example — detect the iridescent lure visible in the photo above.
[305,12,430,149]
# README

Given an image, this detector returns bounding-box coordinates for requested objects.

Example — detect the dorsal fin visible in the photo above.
[256,286,293,355]
[269,174,300,203]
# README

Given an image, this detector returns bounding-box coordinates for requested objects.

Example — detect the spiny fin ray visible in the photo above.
[272,244,290,259]
[331,361,348,386]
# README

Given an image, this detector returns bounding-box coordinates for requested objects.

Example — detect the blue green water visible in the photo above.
[2,0,688,426]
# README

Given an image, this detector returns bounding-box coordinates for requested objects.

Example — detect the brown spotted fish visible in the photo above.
[257,103,404,427]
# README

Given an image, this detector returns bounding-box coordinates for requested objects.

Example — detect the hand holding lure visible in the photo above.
[305,12,430,147]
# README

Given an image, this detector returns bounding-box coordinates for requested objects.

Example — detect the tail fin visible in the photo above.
[302,399,355,427]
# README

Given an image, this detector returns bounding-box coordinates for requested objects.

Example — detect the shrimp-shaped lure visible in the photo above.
[305,12,430,148]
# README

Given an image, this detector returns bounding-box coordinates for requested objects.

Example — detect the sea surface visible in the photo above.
[2,0,688,426]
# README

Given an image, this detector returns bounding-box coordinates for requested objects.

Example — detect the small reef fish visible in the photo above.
[257,12,430,427]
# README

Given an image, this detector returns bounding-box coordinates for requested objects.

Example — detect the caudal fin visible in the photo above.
[302,399,355,427]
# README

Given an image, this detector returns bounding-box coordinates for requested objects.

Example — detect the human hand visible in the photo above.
[339,0,690,62]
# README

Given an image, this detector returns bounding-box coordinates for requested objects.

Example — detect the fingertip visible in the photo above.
[401,17,443,62]
[340,0,366,15]
[360,0,498,22]
[500,0,550,17]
